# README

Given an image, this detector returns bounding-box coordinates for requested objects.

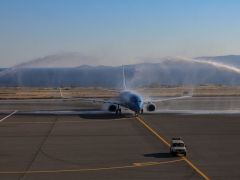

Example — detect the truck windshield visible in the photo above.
[172,143,184,147]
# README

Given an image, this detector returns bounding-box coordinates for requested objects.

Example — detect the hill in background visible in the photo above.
[1,55,240,87]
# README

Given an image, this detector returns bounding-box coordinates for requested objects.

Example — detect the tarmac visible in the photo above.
[0,98,240,180]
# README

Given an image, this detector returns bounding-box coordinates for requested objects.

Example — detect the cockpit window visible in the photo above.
[130,96,141,103]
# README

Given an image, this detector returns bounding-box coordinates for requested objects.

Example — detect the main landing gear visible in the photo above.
[115,105,122,115]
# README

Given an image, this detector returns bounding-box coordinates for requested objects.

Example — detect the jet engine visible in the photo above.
[146,103,156,112]
[108,104,117,112]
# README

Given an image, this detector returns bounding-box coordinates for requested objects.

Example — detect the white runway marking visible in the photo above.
[0,110,18,122]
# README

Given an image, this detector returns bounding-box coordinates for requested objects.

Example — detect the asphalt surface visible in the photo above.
[141,113,240,179]
[0,98,240,179]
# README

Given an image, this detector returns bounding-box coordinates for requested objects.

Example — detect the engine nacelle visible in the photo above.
[146,103,156,112]
[108,104,117,112]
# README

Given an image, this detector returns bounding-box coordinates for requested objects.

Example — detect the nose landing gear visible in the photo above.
[134,112,138,117]
[135,109,143,117]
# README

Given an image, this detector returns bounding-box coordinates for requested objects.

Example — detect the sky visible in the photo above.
[0,0,240,67]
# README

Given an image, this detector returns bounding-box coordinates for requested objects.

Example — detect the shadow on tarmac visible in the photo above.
[144,152,172,158]
[78,113,133,119]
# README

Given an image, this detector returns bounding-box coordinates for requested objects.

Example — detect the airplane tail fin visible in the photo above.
[59,88,66,98]
[122,65,127,90]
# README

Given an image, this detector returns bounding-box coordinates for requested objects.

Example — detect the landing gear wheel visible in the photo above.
[116,108,122,115]
[135,112,138,117]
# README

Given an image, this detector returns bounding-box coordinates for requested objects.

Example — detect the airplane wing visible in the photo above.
[144,95,192,104]
[62,97,123,105]
[59,88,124,106]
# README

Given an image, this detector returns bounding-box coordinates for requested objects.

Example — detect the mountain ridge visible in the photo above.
[1,55,240,87]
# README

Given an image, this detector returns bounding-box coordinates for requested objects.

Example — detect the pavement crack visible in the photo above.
[18,117,58,180]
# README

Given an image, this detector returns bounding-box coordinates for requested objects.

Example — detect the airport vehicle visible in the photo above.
[170,137,187,156]
[60,66,191,115]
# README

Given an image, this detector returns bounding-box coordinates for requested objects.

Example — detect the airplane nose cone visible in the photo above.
[129,94,143,112]
[130,103,141,112]
[135,102,142,111]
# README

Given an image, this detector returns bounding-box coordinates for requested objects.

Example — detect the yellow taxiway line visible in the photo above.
[136,116,210,180]
[0,159,183,174]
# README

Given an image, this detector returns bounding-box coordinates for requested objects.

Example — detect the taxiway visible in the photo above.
[0,98,240,179]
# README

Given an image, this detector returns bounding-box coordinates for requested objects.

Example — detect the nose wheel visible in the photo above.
[135,109,143,117]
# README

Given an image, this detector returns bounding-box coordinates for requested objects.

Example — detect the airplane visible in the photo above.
[60,66,192,116]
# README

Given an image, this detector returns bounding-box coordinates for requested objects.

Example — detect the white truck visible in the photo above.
[170,137,187,156]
